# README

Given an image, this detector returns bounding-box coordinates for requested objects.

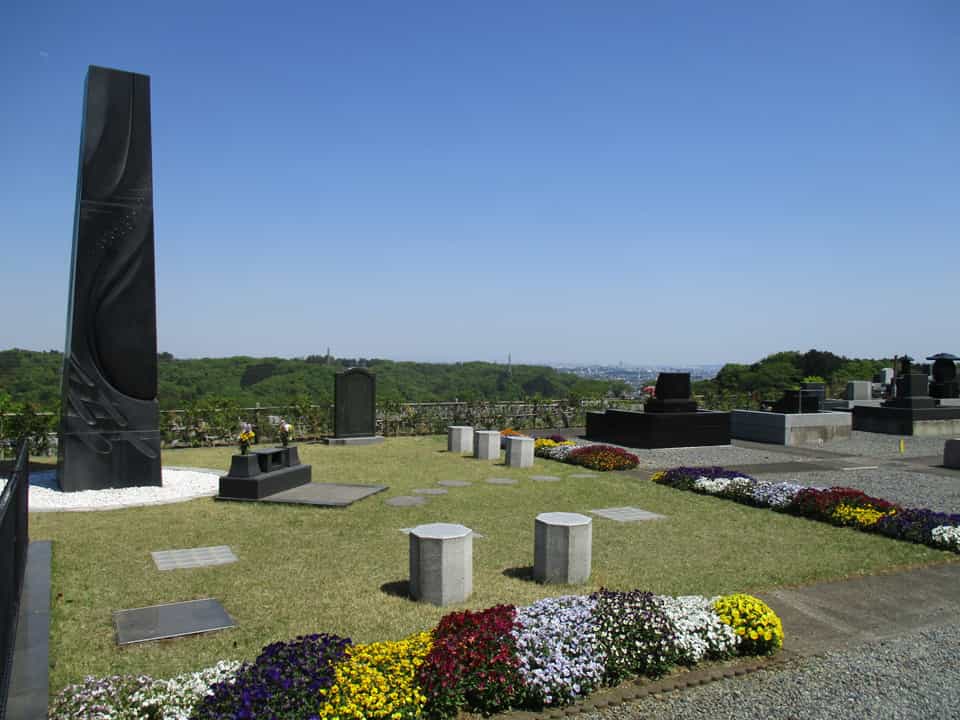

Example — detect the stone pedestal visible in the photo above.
[473,430,500,460]
[945,439,960,469]
[505,436,534,468]
[447,425,474,454]
[534,512,592,585]
[847,381,872,401]
[409,523,473,606]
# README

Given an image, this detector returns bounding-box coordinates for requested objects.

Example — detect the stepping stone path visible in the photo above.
[437,480,472,487]
[486,477,518,485]
[570,473,598,478]
[413,488,448,495]
[531,475,561,482]
[152,546,238,571]
[589,506,666,522]
[385,495,427,507]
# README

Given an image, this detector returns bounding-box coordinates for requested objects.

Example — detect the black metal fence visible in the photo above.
[0,439,28,719]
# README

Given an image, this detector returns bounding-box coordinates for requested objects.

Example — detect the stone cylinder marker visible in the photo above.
[473,430,500,460]
[447,425,474,454]
[409,523,473,606]
[534,512,592,585]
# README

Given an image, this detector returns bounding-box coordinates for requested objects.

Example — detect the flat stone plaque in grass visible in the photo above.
[413,488,448,495]
[258,483,387,507]
[531,475,561,482]
[589,506,666,522]
[152,546,237,571]
[570,473,598,479]
[437,480,472,487]
[486,477,518,485]
[114,599,235,646]
[386,495,427,507]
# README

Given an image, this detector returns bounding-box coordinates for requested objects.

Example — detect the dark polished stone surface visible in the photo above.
[771,389,822,414]
[586,408,731,448]
[884,373,936,409]
[7,541,51,720]
[334,368,376,438]
[852,405,960,435]
[58,66,161,492]
[646,372,698,413]
[114,598,234,645]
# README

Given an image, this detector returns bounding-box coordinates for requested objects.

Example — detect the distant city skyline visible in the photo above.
[2,2,956,366]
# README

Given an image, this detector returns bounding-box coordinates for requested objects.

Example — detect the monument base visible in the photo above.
[586,409,730,449]
[217,446,311,500]
[731,410,851,446]
[323,436,385,446]
[852,406,960,437]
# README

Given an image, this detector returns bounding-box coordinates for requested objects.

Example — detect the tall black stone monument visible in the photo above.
[58,66,162,492]
[325,368,384,445]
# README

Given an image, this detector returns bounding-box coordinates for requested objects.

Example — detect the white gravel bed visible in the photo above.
[753,468,960,515]
[612,443,816,469]
[812,431,951,459]
[582,623,960,719]
[22,468,220,512]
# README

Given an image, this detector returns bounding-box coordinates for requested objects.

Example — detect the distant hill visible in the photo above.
[0,349,630,411]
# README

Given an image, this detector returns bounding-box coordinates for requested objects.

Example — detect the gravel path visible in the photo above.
[605,443,816,469]
[752,468,960,515]
[813,431,948,459]
[582,623,960,720]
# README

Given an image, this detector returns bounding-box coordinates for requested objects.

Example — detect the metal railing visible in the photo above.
[0,439,28,720]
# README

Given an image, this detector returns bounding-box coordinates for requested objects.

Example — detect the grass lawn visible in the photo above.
[31,435,957,693]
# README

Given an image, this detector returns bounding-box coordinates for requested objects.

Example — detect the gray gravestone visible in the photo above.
[333,368,377,438]
[58,66,161,492]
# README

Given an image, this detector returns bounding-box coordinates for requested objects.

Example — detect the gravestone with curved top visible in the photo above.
[58,66,161,492]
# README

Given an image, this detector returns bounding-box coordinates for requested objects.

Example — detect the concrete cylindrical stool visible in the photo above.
[945,439,960,470]
[474,430,501,460]
[448,425,474,454]
[409,523,473,606]
[534,512,592,585]
[505,436,534,468]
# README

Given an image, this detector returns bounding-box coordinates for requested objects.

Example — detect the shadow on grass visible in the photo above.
[380,579,412,599]
[502,566,534,582]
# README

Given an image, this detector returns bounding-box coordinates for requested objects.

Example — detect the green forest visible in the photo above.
[0,349,629,413]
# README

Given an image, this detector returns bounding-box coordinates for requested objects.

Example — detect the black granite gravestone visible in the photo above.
[645,372,697,413]
[334,368,377,438]
[928,353,960,399]
[585,372,730,448]
[57,66,161,492]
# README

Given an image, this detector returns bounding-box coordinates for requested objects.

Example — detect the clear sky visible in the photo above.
[1,1,957,366]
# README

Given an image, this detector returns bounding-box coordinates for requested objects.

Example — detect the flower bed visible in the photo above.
[534,440,639,471]
[50,591,781,719]
[651,467,960,553]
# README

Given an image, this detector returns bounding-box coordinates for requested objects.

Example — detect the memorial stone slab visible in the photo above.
[486,477,518,485]
[58,65,161,492]
[151,546,237,571]
[531,475,561,482]
[114,598,234,645]
[945,439,960,470]
[590,507,667,522]
[437,480,472,487]
[332,368,380,439]
[413,488,448,495]
[386,495,427,507]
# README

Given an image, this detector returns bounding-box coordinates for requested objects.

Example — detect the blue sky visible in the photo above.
[2,1,957,366]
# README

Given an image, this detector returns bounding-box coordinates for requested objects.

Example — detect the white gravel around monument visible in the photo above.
[25,467,220,512]
[754,467,960,515]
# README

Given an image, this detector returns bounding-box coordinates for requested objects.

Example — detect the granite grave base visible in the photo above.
[731,410,852,446]
[852,406,960,437]
[217,446,311,500]
[322,435,385,446]
[585,409,730,448]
